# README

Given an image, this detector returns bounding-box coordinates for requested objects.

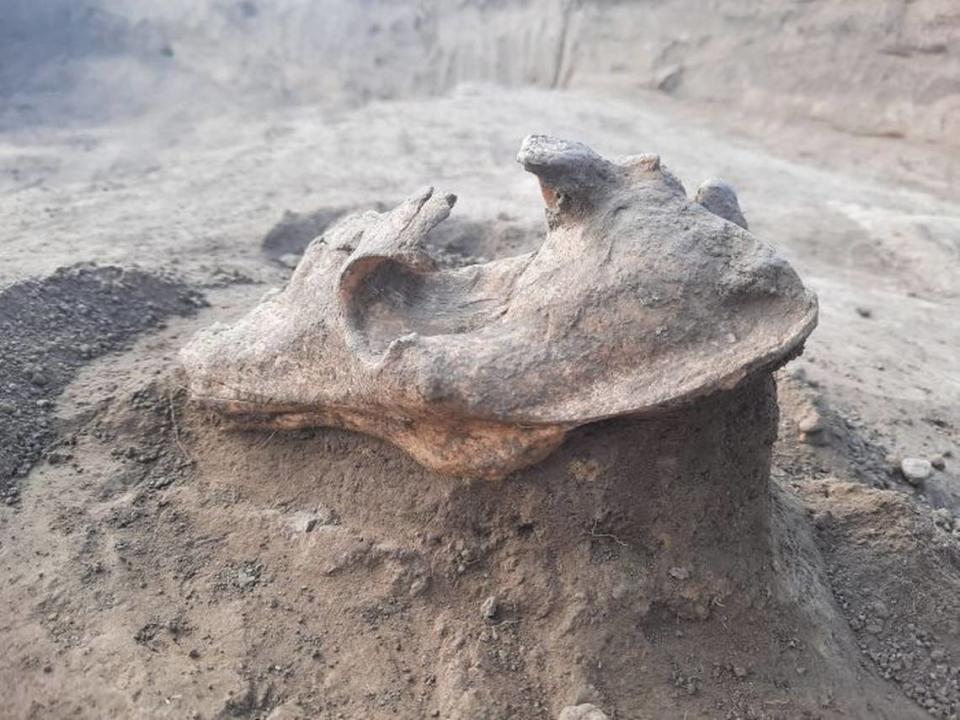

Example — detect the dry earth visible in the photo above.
[1,2,959,719]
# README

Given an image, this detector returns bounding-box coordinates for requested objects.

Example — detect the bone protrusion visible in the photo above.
[517,134,618,210]
[336,187,456,304]
[695,178,748,229]
[539,179,559,209]
[622,153,661,172]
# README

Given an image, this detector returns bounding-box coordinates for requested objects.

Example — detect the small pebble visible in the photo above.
[668,566,691,581]
[288,511,321,534]
[480,595,498,620]
[800,430,829,446]
[798,409,825,434]
[930,455,946,471]
[558,704,610,720]
[901,458,933,485]
[277,253,302,269]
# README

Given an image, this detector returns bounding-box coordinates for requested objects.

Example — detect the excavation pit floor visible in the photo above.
[1,81,959,719]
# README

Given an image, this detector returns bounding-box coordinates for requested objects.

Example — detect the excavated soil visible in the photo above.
[0,255,957,720]
[2,2,959,718]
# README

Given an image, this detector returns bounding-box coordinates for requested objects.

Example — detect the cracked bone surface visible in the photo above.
[180,135,817,479]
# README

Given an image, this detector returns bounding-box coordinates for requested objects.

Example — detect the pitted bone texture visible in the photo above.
[180,135,817,478]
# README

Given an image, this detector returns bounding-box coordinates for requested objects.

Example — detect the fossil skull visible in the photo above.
[181,135,817,478]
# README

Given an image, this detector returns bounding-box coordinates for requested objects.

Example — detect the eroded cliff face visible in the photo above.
[568,1,960,147]
[4,0,958,146]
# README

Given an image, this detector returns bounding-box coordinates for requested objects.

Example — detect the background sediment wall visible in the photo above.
[2,0,957,146]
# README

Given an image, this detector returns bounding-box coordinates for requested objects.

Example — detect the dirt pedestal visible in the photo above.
[184,373,796,717]
[408,375,780,715]
[440,373,779,621]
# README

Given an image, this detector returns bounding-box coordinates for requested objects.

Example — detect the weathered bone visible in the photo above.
[181,135,817,478]
[695,177,749,229]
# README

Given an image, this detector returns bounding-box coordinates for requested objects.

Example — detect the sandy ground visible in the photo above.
[3,84,958,501]
[1,2,960,718]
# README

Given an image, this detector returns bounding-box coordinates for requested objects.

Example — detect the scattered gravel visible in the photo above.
[0,263,203,503]
[932,508,954,530]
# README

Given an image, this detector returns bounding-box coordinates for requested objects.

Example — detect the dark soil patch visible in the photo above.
[0,263,204,503]
[261,204,543,267]
[261,206,358,259]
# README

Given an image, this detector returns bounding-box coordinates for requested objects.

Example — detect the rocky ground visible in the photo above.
[1,2,959,718]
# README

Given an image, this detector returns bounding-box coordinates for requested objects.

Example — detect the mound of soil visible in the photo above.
[804,481,960,716]
[0,263,204,504]
[2,292,956,718]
